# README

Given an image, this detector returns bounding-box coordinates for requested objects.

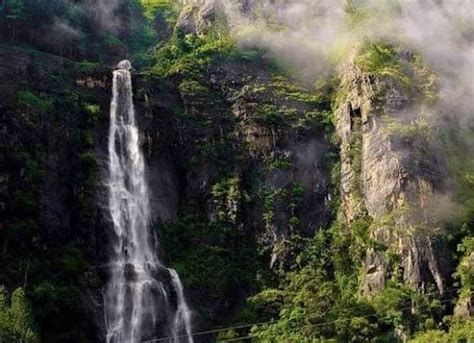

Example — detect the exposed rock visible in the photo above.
[454,294,473,319]
[231,100,276,155]
[175,0,217,35]
[362,247,389,294]
[335,48,449,294]
[196,0,217,33]
[176,5,197,34]
[76,77,107,88]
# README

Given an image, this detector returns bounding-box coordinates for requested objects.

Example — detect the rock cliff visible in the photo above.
[0,1,472,341]
[335,47,450,295]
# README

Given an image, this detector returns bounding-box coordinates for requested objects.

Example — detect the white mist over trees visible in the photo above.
[222,0,474,123]
[0,0,156,61]
[1,0,473,341]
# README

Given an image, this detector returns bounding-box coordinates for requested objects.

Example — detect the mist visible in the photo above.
[39,18,82,47]
[84,0,123,34]
[221,0,474,123]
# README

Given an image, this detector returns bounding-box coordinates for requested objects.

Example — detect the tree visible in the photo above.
[0,287,38,343]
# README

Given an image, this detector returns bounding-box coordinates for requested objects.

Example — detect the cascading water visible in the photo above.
[105,60,193,343]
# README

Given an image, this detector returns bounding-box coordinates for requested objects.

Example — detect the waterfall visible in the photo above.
[104,60,193,343]
[169,270,193,342]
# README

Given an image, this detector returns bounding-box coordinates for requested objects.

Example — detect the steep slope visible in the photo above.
[134,41,336,333]
[335,45,449,295]
[0,44,111,341]
[0,1,473,342]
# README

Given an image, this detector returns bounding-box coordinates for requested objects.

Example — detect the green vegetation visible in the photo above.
[0,35,108,340]
[212,177,241,223]
[246,226,448,342]
[1,0,158,63]
[383,116,435,142]
[17,91,53,115]
[356,42,411,85]
[238,75,335,134]
[151,30,238,78]
[355,41,438,106]
[0,288,38,343]
[455,237,474,303]
[264,155,292,171]
[148,9,472,341]
[139,0,179,22]
[161,215,268,322]
[178,79,209,97]
[410,319,474,342]
[1,1,473,342]
[83,104,100,117]
[345,1,403,31]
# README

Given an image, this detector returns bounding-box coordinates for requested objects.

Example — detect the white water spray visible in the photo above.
[104,60,193,343]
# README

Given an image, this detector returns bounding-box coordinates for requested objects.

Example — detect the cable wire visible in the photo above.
[142,287,467,342]
[215,291,474,343]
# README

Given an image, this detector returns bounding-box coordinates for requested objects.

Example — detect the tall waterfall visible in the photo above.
[105,60,193,343]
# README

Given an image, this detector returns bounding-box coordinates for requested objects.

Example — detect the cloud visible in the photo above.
[222,0,348,84]
[390,0,474,126]
[221,0,474,123]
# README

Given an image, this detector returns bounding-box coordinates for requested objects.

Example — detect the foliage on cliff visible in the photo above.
[0,288,38,343]
[0,1,473,342]
[0,0,157,62]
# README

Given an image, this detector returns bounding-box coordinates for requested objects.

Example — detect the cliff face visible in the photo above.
[0,45,113,341]
[335,48,450,295]
[0,42,335,340]
[1,2,473,341]
[131,54,335,327]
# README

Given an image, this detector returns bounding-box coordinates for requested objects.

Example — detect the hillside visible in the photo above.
[0,0,472,342]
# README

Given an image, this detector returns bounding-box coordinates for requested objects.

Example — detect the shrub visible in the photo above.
[178,79,209,96]
[0,287,38,343]
[139,0,178,22]
[409,329,448,343]
[455,237,474,300]
[17,91,53,114]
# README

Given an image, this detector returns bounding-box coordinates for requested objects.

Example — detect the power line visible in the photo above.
[141,320,275,342]
[142,287,466,342]
[215,291,474,343]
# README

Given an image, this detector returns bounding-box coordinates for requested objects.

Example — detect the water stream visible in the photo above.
[104,60,193,343]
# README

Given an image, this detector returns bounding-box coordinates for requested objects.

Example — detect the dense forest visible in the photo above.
[0,0,473,342]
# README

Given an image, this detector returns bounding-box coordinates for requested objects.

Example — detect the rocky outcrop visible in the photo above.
[175,0,217,35]
[335,48,449,294]
[212,62,334,267]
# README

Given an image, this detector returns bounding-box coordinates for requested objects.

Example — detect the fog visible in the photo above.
[84,0,123,34]
[222,0,474,124]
